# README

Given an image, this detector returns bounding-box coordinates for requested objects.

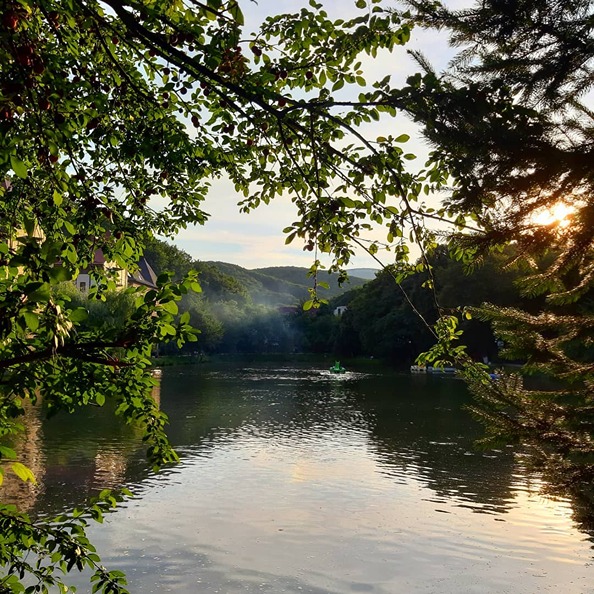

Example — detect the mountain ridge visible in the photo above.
[203,261,369,306]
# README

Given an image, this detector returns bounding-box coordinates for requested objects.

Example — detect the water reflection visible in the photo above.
[2,364,593,593]
[3,364,582,527]
[159,366,519,515]
[0,384,161,514]
[0,399,46,512]
[357,373,519,514]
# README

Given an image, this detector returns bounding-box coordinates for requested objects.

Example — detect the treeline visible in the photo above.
[56,239,550,365]
[141,239,539,365]
[304,247,532,365]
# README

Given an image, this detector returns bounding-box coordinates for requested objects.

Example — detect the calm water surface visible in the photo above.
[4,363,594,593]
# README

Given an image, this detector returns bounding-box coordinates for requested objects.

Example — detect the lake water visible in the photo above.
[3,363,594,593]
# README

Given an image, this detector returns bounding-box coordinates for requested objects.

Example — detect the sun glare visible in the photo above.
[531,203,574,228]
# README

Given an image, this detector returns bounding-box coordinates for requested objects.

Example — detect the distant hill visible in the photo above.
[204,262,368,306]
[142,238,370,307]
[347,268,379,280]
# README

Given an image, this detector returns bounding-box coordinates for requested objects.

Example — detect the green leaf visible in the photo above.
[0,446,17,460]
[394,134,410,143]
[63,219,76,235]
[157,273,171,286]
[24,214,35,237]
[48,265,73,283]
[303,300,314,311]
[26,282,51,302]
[332,78,345,91]
[161,323,176,336]
[22,311,39,332]
[228,0,244,25]
[69,307,89,322]
[11,462,36,484]
[160,300,179,315]
[10,155,28,179]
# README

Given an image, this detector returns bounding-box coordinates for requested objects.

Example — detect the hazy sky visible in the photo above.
[167,1,462,270]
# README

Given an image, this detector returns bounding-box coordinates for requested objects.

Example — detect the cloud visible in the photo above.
[167,1,457,269]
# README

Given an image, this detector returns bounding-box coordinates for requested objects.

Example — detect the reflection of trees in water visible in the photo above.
[521,449,594,547]
[161,366,519,513]
[359,372,594,545]
[159,366,369,451]
[353,374,519,514]
[6,367,594,547]
[1,383,162,517]
[0,400,45,512]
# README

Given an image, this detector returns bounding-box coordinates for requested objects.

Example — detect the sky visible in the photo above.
[165,1,464,271]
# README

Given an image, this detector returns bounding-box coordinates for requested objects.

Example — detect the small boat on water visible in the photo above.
[329,361,346,374]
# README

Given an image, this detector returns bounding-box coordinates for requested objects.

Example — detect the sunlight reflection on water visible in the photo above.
[6,364,594,593]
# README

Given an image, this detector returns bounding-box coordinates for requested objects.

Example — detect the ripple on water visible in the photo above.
[15,364,594,594]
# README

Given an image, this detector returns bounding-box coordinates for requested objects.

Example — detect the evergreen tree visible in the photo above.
[396,0,594,491]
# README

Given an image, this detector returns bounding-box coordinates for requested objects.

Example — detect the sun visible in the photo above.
[531,202,574,228]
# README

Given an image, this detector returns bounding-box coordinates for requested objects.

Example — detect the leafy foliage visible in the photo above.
[0,491,132,594]
[5,0,592,587]
[0,1,456,590]
[396,0,594,295]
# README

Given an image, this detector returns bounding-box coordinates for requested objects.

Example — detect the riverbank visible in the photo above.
[151,352,389,371]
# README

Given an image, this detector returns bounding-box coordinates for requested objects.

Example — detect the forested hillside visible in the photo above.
[142,238,367,306]
[140,239,368,354]
[141,239,537,364]
[204,263,368,305]
[299,245,535,364]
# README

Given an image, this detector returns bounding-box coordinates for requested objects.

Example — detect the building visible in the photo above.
[127,257,158,290]
[74,250,157,292]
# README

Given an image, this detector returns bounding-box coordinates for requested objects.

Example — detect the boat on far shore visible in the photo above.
[410,364,457,374]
